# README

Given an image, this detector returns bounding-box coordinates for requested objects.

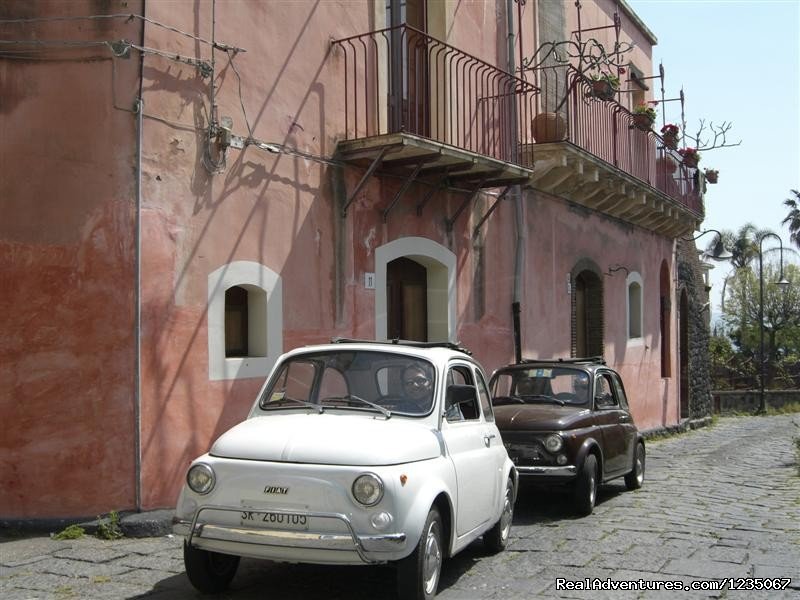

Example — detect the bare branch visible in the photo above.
[684,119,742,152]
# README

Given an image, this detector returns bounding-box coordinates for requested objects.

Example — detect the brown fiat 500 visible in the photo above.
[489,358,645,516]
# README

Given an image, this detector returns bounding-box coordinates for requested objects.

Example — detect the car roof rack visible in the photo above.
[517,356,606,365]
[331,337,472,356]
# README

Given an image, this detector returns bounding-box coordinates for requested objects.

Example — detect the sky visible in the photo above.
[626,0,800,318]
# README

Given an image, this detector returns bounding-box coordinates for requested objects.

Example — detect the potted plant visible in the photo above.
[678,147,701,168]
[631,102,657,131]
[588,72,620,101]
[704,168,719,184]
[660,123,680,150]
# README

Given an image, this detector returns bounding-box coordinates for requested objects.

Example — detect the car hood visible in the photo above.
[493,404,592,431]
[210,413,442,465]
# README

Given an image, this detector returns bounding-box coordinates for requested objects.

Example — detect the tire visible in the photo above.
[624,442,645,490]
[183,541,240,594]
[484,478,514,553]
[574,454,598,516]
[397,507,444,600]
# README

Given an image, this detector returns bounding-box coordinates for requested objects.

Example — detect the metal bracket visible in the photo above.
[382,160,426,222]
[472,186,512,239]
[341,146,390,217]
[446,174,492,232]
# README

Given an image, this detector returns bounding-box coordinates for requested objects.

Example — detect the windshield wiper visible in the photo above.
[264,396,323,413]
[320,395,391,418]
[524,394,565,407]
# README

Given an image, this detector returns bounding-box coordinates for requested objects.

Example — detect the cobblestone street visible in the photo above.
[2,414,799,599]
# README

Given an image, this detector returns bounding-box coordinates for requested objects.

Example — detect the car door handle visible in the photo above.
[484,434,496,447]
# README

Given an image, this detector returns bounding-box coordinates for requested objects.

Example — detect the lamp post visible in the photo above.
[684,229,733,261]
[757,233,791,413]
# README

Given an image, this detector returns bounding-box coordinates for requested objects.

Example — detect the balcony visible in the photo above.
[331,25,538,219]
[331,27,703,236]
[525,65,703,236]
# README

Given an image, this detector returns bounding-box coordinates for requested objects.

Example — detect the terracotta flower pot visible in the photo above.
[682,154,699,169]
[590,80,615,101]
[632,114,654,131]
[531,112,567,143]
[662,133,679,150]
[657,156,678,175]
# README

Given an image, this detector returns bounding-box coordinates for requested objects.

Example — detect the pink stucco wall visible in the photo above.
[0,0,143,517]
[3,0,677,517]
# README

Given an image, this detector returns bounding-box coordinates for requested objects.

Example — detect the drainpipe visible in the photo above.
[132,3,147,513]
[507,0,525,364]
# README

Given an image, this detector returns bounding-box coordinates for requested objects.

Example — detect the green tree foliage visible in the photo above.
[783,189,800,250]
[720,262,800,387]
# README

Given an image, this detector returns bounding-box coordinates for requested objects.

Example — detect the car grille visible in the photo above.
[501,434,557,467]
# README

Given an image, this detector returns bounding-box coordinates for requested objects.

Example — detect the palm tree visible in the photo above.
[782,189,800,249]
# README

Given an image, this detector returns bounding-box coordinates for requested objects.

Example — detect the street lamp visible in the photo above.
[757,233,791,413]
[684,229,734,261]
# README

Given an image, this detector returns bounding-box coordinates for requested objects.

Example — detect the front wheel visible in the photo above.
[484,477,514,553]
[183,541,240,594]
[624,442,645,490]
[397,507,443,600]
[574,454,598,516]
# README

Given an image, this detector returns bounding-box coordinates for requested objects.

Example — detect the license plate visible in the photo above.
[239,510,309,530]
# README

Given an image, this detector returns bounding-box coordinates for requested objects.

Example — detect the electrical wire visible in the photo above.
[226,49,253,138]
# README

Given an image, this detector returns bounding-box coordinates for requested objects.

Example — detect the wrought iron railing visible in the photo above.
[332,25,539,169]
[531,65,703,217]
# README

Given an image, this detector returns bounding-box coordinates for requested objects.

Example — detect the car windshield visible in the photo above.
[491,366,590,406]
[259,350,436,417]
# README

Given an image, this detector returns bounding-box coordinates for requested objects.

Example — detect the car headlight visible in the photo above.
[544,434,564,453]
[186,463,215,495]
[352,473,384,506]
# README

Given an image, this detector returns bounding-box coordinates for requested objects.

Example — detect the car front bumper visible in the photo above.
[515,464,577,480]
[173,505,407,565]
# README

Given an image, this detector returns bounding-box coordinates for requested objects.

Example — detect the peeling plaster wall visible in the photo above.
[0,0,143,518]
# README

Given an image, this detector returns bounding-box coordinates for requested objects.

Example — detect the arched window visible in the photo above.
[225,286,249,357]
[660,261,672,377]
[626,272,643,340]
[571,260,604,358]
[375,237,456,342]
[208,261,282,381]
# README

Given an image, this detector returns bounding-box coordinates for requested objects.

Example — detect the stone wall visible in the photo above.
[676,240,714,420]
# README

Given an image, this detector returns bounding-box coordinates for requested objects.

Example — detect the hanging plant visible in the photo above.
[660,123,680,150]
[588,72,620,101]
[704,168,719,184]
[678,147,701,168]
[632,102,657,131]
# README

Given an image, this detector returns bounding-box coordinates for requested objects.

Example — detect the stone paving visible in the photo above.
[1,414,798,599]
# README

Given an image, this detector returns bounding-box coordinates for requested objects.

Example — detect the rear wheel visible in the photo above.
[484,477,514,553]
[183,541,240,594]
[397,507,443,600]
[574,454,598,516]
[624,442,646,490]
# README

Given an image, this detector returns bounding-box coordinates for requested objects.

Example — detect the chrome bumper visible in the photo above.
[515,465,577,476]
[173,506,406,564]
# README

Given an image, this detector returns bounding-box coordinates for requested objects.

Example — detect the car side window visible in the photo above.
[595,374,618,409]
[475,371,494,423]
[445,365,479,422]
[611,374,629,410]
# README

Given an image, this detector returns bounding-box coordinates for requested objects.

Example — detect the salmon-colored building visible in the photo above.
[1,0,712,520]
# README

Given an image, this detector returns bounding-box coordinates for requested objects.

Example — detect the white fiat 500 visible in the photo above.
[173,339,517,599]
